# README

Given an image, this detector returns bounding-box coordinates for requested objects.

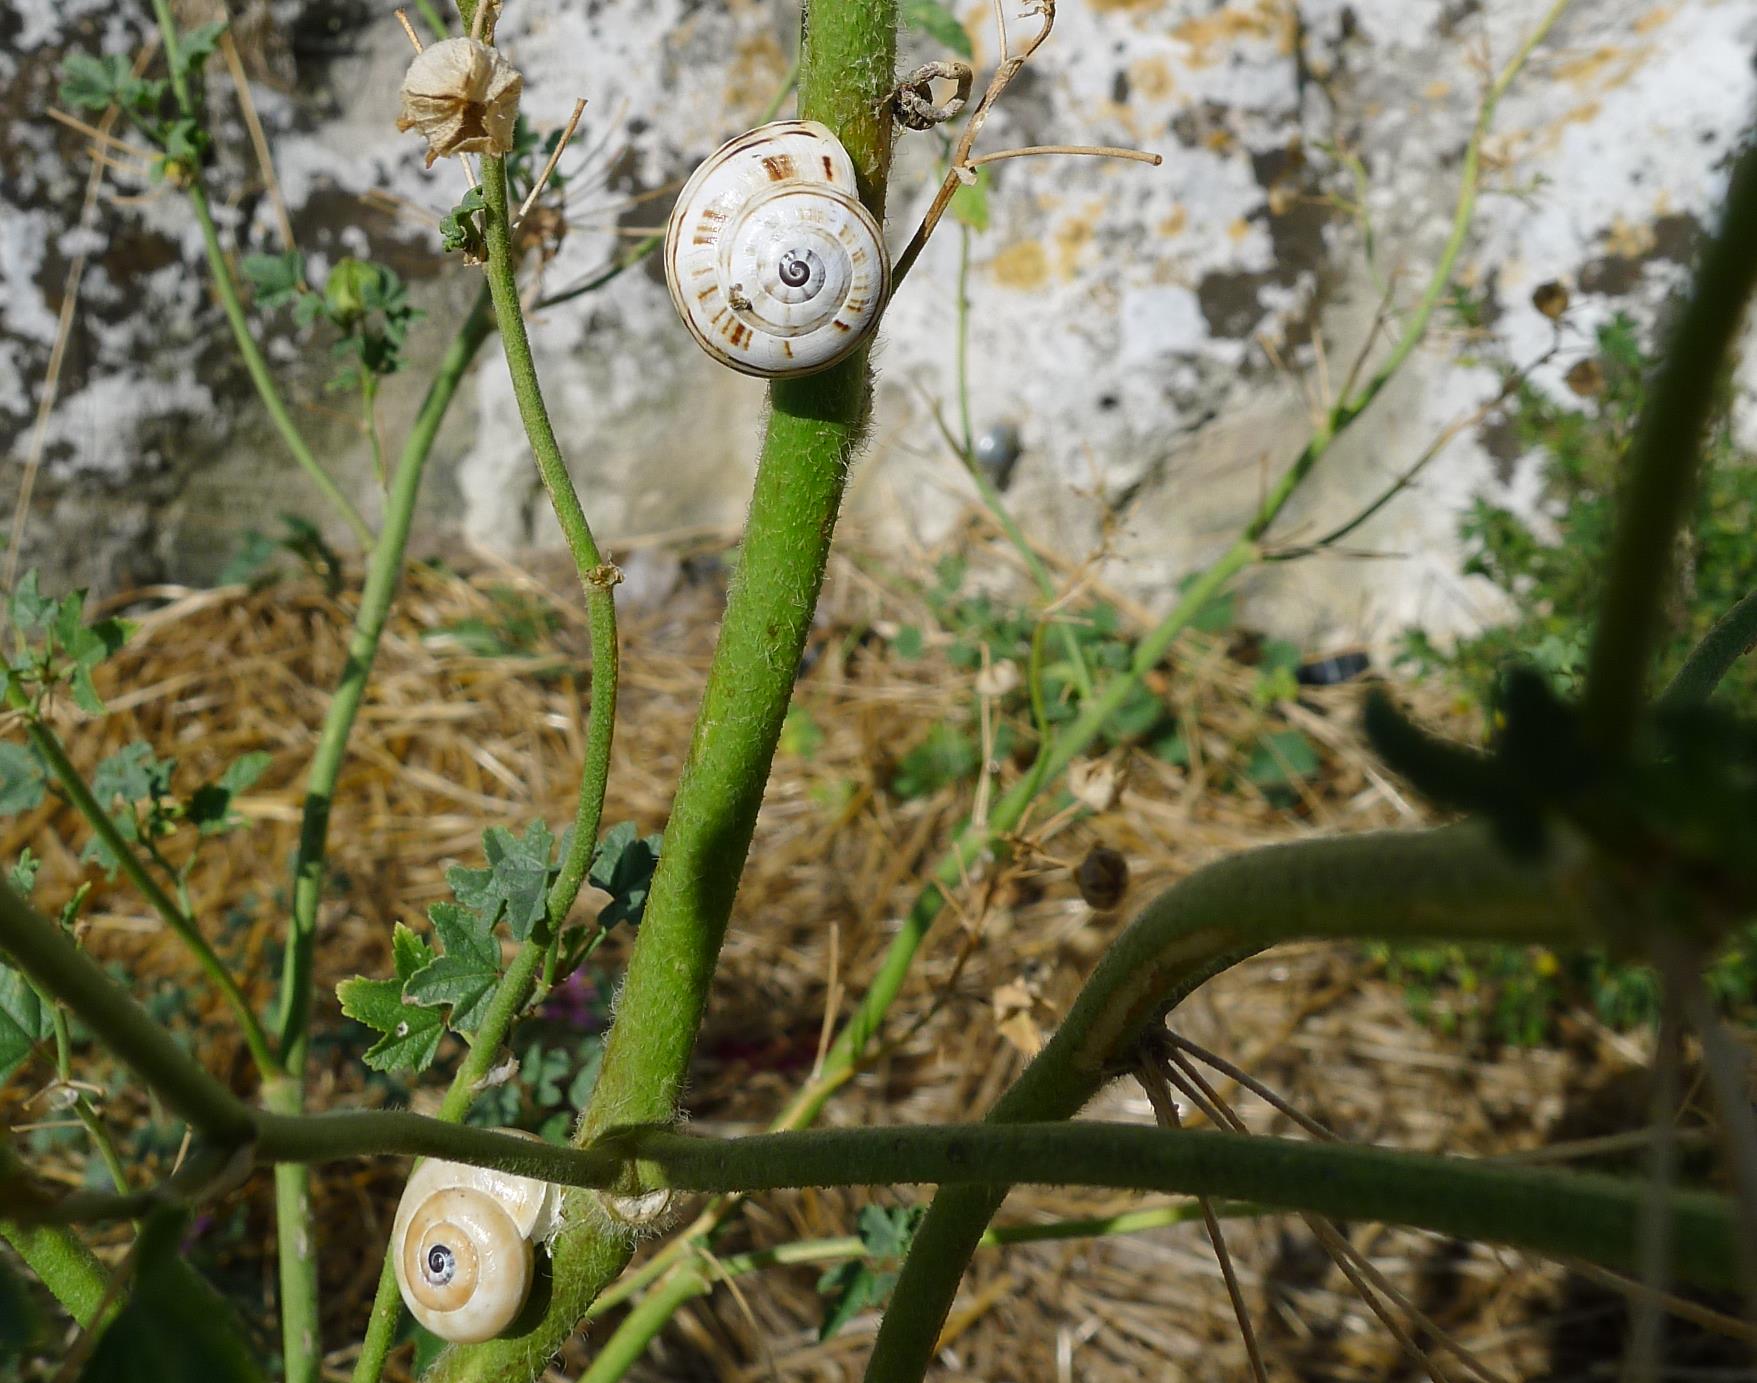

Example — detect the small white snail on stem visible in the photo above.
[390,1133,559,1343]
[663,120,890,379]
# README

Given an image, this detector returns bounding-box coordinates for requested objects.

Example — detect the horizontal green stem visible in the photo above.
[2,676,277,1078]
[620,1124,1740,1294]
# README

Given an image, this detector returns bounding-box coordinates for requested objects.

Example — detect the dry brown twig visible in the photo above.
[888,0,1163,291]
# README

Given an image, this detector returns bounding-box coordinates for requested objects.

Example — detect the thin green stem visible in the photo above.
[356,135,628,1380]
[1661,588,1757,709]
[776,0,1570,1148]
[477,156,620,922]
[577,1264,707,1383]
[424,7,898,1379]
[0,877,253,1142]
[1584,133,1757,751]
[73,1098,129,1193]
[949,224,1092,701]
[864,820,1601,1377]
[270,285,495,1383]
[148,0,373,549]
[2,675,278,1078]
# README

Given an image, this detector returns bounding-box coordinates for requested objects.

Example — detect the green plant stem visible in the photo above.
[0,1141,108,1327]
[265,285,495,1383]
[2,675,279,1078]
[626,1124,1741,1295]
[148,0,373,550]
[773,0,1570,1142]
[864,820,1600,1378]
[476,157,620,920]
[424,8,898,1380]
[74,1097,128,1193]
[949,223,1092,701]
[1584,134,1757,752]
[1662,589,1757,710]
[0,877,252,1142]
[8,828,1743,1302]
[350,164,623,1372]
[577,1263,706,1383]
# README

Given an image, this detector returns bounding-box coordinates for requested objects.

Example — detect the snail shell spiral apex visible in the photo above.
[664,120,890,379]
[390,1135,558,1343]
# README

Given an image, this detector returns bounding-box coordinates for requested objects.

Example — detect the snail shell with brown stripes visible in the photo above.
[664,120,889,378]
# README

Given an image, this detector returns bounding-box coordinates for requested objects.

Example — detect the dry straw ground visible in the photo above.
[1,516,1740,1381]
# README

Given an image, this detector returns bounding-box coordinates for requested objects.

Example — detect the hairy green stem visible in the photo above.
[263,285,495,1383]
[1583,134,1757,750]
[350,156,623,1382]
[2,675,278,1077]
[148,0,373,548]
[0,878,252,1141]
[1661,588,1757,709]
[0,1142,108,1328]
[424,7,898,1380]
[865,821,1600,1377]
[630,1125,1741,1295]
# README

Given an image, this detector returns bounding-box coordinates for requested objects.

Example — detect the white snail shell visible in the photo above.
[664,120,890,379]
[390,1134,558,1343]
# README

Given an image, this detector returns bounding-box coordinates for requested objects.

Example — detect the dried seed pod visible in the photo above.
[396,37,522,167]
[663,120,890,378]
[390,1131,557,1342]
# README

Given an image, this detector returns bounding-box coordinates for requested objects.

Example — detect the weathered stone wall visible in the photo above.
[4,0,1753,648]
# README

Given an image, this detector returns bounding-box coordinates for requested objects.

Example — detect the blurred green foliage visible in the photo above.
[1391,311,1757,1043]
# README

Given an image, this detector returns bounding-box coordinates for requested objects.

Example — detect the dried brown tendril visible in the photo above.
[891,60,974,132]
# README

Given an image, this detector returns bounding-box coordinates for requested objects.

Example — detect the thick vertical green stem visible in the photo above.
[423,6,897,1379]
[148,0,372,549]
[271,287,495,1383]
[1583,132,1757,751]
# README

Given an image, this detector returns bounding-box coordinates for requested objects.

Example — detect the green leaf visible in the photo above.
[93,743,174,806]
[176,21,228,75]
[7,848,40,896]
[0,744,45,816]
[816,1260,886,1340]
[1244,729,1320,788]
[904,0,973,58]
[241,252,306,311]
[79,1208,264,1383]
[336,924,444,1072]
[949,167,990,232]
[857,1203,923,1258]
[58,52,133,112]
[440,187,489,258]
[891,624,925,660]
[7,572,54,635]
[449,820,555,941]
[0,963,50,1084]
[187,751,271,835]
[403,902,502,1034]
[587,822,661,930]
